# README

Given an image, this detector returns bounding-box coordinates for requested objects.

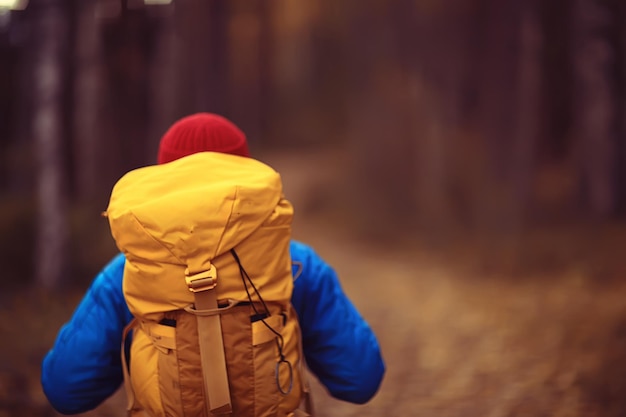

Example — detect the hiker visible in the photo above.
[41,113,385,415]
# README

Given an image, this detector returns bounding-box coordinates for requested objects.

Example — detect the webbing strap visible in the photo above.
[187,268,232,416]
[297,315,314,417]
[121,318,138,415]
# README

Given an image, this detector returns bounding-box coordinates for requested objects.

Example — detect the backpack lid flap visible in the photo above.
[106,152,284,271]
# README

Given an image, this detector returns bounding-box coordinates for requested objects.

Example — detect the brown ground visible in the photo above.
[2,149,626,417]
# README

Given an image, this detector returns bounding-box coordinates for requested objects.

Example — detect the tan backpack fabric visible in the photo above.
[105,152,309,417]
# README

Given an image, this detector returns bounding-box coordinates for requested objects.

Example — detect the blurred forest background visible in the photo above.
[1,0,626,416]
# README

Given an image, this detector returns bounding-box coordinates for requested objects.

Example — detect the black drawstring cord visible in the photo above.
[230,248,293,395]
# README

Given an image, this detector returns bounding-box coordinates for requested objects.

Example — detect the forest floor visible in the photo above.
[2,148,626,417]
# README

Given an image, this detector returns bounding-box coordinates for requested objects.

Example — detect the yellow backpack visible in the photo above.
[105,152,309,417]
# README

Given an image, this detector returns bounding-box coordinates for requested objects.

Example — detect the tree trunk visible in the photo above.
[616,0,626,215]
[228,0,269,147]
[255,0,274,145]
[511,0,541,225]
[146,5,178,159]
[267,0,318,146]
[410,9,450,237]
[174,0,230,117]
[32,0,70,289]
[466,0,548,239]
[344,1,422,238]
[571,0,619,217]
[73,0,103,205]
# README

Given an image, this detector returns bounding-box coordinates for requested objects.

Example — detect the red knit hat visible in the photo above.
[157,113,250,164]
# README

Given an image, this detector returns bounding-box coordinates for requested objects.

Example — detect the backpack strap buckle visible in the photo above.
[185,265,217,292]
[184,263,233,414]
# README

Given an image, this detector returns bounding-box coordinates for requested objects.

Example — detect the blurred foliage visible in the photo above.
[0,197,117,290]
[0,197,36,287]
[0,288,85,417]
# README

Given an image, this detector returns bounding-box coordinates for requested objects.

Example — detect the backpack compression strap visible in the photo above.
[121,318,138,415]
[185,264,232,415]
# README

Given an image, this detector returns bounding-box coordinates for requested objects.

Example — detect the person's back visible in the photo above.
[41,113,385,416]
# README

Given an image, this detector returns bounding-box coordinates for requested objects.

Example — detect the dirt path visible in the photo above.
[301,234,626,417]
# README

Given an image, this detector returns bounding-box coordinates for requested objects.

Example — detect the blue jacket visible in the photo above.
[41,240,385,414]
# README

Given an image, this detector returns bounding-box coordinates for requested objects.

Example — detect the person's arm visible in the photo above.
[41,253,132,415]
[289,240,385,404]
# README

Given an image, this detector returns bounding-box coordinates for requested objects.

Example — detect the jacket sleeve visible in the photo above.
[41,253,132,415]
[289,240,385,404]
